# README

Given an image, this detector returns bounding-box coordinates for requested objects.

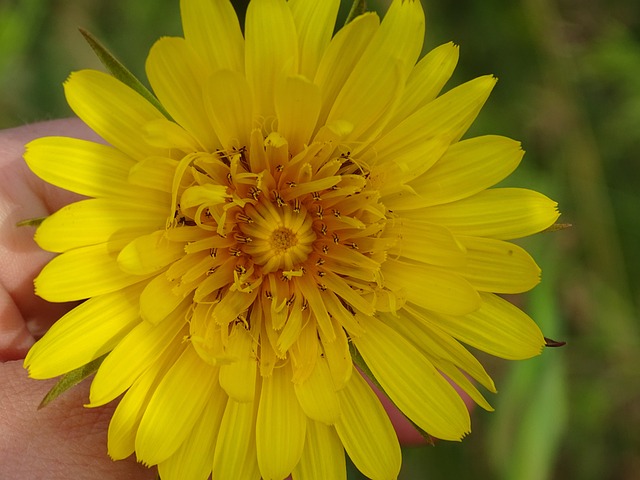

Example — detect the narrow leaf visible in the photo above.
[78,28,173,121]
[38,353,108,409]
[16,217,47,227]
[344,0,367,26]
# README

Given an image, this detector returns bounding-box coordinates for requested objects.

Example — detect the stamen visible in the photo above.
[249,187,262,200]
[234,233,253,244]
[273,191,286,207]
[236,213,253,223]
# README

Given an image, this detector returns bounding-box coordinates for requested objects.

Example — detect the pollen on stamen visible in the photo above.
[270,227,296,251]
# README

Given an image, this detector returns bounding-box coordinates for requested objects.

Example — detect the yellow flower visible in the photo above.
[23,0,560,479]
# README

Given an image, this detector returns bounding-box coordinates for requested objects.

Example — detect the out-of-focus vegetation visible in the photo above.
[1,0,639,478]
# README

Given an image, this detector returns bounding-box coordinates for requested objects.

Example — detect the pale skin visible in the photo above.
[0,119,464,478]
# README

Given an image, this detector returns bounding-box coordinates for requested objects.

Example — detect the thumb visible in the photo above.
[0,360,156,480]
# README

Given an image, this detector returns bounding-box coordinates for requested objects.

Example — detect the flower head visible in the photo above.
[24,0,560,478]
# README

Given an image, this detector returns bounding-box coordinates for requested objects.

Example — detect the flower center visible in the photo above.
[270,227,297,252]
[238,198,316,274]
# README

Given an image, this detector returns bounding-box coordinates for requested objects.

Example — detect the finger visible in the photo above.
[0,288,35,362]
[0,119,98,356]
[0,360,156,480]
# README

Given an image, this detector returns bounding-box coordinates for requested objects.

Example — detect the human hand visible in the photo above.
[0,119,156,479]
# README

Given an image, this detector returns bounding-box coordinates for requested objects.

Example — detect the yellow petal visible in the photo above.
[213,397,260,480]
[295,273,334,342]
[24,283,145,378]
[128,155,179,193]
[292,421,346,480]
[24,137,134,197]
[381,258,480,315]
[146,36,219,150]
[139,274,184,325]
[245,0,298,118]
[179,184,229,210]
[454,235,541,293]
[108,340,185,460]
[433,292,546,360]
[294,354,341,424]
[288,0,340,80]
[135,345,218,465]
[321,270,375,316]
[354,314,471,440]
[204,69,253,149]
[326,0,424,142]
[181,0,244,73]
[35,240,148,302]
[289,313,318,383]
[413,188,561,240]
[64,70,168,161]
[429,358,494,412]
[384,308,496,393]
[314,13,379,131]
[387,41,460,128]
[117,231,186,276]
[256,362,307,479]
[142,119,201,152]
[35,199,165,253]
[411,135,524,206]
[326,56,403,143]
[385,218,466,267]
[219,326,258,402]
[366,0,425,80]
[320,290,365,337]
[320,319,353,390]
[334,369,401,480]
[370,135,450,197]
[275,75,321,154]
[369,75,496,165]
[212,288,259,326]
[89,306,187,406]
[157,386,227,480]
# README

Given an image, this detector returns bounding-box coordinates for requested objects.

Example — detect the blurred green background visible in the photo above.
[1,0,639,478]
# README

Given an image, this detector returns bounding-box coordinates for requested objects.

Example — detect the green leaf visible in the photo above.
[78,28,173,121]
[16,217,47,227]
[344,0,367,26]
[38,353,108,409]
[349,343,434,444]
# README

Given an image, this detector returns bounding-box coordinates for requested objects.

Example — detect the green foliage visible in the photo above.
[38,354,107,409]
